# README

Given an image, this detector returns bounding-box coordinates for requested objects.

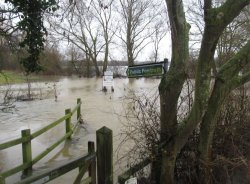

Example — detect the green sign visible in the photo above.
[127,63,165,78]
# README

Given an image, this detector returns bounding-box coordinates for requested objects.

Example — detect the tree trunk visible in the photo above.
[94,62,100,77]
[103,44,108,74]
[159,0,190,183]
[92,56,100,77]
[198,80,227,183]
[198,40,250,183]
[199,80,226,160]
[160,150,177,184]
[159,0,250,183]
[86,59,90,78]
[196,1,250,182]
[103,31,109,74]
[127,6,134,66]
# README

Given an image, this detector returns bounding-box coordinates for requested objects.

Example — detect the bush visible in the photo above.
[176,84,250,183]
[119,83,250,183]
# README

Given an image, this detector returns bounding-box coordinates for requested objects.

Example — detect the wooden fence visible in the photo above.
[0,98,113,184]
[15,141,96,184]
[118,158,151,184]
[118,142,167,184]
[0,96,152,184]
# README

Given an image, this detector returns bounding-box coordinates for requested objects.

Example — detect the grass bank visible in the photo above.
[0,70,60,85]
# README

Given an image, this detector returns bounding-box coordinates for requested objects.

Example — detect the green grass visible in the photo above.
[0,71,25,84]
[0,70,60,85]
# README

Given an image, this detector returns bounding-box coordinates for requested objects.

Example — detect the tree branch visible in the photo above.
[207,0,250,34]
[219,40,250,82]
[239,71,250,85]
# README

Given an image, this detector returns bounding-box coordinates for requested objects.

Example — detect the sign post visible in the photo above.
[102,71,114,92]
[126,59,168,78]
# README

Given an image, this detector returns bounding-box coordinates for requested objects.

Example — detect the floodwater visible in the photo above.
[0,77,160,183]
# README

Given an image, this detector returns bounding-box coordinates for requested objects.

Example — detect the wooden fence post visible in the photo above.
[65,108,71,139]
[88,141,96,184]
[0,175,5,184]
[21,129,32,177]
[77,98,81,120]
[96,126,113,184]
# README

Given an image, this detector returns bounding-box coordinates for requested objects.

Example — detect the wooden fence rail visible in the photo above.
[0,98,82,183]
[15,141,96,184]
[14,126,113,184]
[7,125,113,184]
[118,158,151,184]
[118,141,167,184]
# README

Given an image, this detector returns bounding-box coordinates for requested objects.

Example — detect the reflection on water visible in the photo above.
[0,77,160,183]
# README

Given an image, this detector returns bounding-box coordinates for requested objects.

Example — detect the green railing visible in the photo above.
[12,126,113,184]
[0,98,82,183]
[118,158,151,184]
[118,141,167,184]
[15,141,96,184]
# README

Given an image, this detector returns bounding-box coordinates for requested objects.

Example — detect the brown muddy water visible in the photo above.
[0,77,160,183]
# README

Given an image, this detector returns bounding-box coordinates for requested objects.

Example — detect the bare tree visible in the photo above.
[90,0,117,74]
[0,3,20,37]
[66,45,88,77]
[49,1,102,76]
[117,0,163,65]
[217,4,250,65]
[150,18,169,63]
[48,0,116,77]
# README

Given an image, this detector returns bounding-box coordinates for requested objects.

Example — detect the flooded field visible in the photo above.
[0,77,160,183]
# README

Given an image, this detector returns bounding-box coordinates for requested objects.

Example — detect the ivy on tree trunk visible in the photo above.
[5,0,58,73]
